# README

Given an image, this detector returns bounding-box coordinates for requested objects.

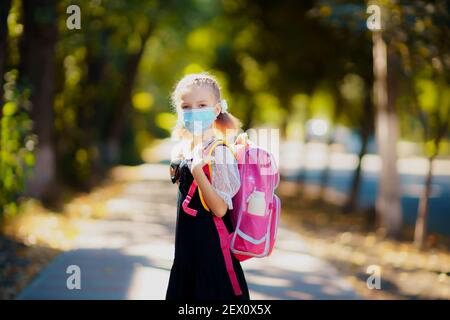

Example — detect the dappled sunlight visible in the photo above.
[141,139,179,164]
[106,198,153,217]
[3,201,78,251]
[273,238,310,254]
[110,164,171,182]
[301,275,328,286]
[245,274,293,288]
[265,251,332,274]
[281,205,450,299]
[242,224,360,299]
[122,243,174,267]
[285,290,315,300]
[244,265,358,300]
[127,264,170,300]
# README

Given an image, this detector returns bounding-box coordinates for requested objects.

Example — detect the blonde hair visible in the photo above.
[171,72,241,139]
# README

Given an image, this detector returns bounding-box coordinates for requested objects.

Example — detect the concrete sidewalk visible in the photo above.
[17,164,360,300]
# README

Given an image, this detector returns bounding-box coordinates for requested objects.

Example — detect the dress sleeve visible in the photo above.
[210,145,241,210]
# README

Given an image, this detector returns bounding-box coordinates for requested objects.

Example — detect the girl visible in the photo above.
[166,73,250,300]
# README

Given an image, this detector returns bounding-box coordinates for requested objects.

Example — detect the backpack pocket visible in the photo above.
[231,204,274,259]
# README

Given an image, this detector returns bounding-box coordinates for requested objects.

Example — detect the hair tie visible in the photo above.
[220,99,228,113]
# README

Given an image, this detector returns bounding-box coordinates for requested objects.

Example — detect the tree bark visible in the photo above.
[296,92,312,196]
[344,127,369,213]
[20,0,58,199]
[75,34,110,188]
[319,133,333,200]
[320,84,343,200]
[372,31,402,238]
[414,156,434,248]
[0,0,12,110]
[344,85,374,213]
[413,75,450,248]
[106,27,152,165]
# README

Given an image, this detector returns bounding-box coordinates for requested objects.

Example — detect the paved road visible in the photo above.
[279,141,450,235]
[17,164,360,300]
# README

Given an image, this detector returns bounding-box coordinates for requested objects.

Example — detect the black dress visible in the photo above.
[165,159,250,300]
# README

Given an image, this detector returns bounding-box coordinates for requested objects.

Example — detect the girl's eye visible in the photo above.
[199,104,207,107]
[181,105,190,109]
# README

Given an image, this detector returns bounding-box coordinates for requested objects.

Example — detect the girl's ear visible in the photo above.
[214,102,221,116]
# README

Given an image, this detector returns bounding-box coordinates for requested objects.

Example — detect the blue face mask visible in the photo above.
[183,107,217,135]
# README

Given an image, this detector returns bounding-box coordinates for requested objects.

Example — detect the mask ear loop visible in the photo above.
[220,99,228,113]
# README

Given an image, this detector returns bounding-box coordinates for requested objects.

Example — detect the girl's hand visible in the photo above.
[190,143,228,218]
[190,143,213,175]
[191,155,214,176]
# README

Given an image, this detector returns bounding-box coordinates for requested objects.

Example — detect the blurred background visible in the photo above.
[0,0,449,300]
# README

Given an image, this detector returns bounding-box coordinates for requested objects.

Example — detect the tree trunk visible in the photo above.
[320,84,343,200]
[344,127,369,213]
[0,0,12,110]
[296,93,312,196]
[74,37,109,188]
[20,0,58,200]
[106,27,152,165]
[372,31,402,238]
[413,85,449,248]
[414,156,434,248]
[319,133,333,200]
[344,86,373,213]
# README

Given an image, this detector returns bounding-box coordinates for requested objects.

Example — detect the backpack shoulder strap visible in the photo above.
[206,141,242,296]
[198,139,237,212]
[213,216,243,296]
[183,139,235,214]
[206,139,236,159]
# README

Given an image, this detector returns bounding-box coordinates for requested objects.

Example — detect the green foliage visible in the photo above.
[0,70,35,217]
[1,0,448,197]
[52,0,174,186]
[395,0,450,156]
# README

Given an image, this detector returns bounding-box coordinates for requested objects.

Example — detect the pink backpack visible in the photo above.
[230,137,281,262]
[181,136,281,296]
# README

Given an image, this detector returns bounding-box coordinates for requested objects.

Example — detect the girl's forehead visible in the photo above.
[179,85,216,102]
